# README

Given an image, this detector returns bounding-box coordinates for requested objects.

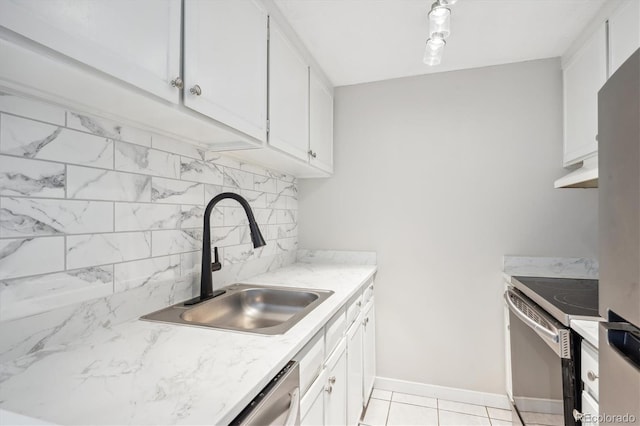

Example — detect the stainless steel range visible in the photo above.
[505,275,600,426]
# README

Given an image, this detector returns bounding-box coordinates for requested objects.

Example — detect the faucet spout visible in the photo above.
[186,192,266,305]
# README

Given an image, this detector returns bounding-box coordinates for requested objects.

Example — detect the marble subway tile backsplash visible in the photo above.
[0,93,298,340]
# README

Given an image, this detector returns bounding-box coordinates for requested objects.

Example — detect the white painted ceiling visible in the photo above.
[274,0,607,87]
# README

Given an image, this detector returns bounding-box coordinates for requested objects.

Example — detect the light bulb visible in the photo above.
[438,0,458,5]
[423,37,445,66]
[428,3,451,39]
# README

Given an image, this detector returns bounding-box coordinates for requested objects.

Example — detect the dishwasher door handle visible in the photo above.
[284,387,300,426]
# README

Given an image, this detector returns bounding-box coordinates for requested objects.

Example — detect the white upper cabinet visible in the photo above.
[609,0,640,76]
[0,0,334,176]
[562,23,607,166]
[184,0,268,142]
[309,68,334,173]
[268,19,310,161]
[0,0,181,103]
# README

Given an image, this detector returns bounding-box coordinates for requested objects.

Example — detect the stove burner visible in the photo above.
[553,291,599,314]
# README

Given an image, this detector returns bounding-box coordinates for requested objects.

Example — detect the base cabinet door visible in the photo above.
[183,0,268,142]
[363,301,376,403]
[581,390,599,426]
[324,339,347,426]
[0,0,181,103]
[301,377,325,426]
[347,315,364,426]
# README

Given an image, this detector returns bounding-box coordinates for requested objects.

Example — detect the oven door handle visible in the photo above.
[504,291,560,343]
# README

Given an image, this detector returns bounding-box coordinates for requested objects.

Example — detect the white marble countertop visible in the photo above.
[570,318,601,349]
[0,262,376,425]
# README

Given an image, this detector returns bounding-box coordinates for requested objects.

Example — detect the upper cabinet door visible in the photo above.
[268,19,310,161]
[183,0,268,143]
[609,0,640,76]
[309,69,334,173]
[563,23,607,166]
[0,0,181,103]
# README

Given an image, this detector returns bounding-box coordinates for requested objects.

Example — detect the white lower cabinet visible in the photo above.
[324,339,348,426]
[347,313,364,426]
[362,300,376,404]
[294,331,325,396]
[581,341,599,401]
[294,279,375,426]
[577,340,599,424]
[581,391,599,426]
[301,368,327,426]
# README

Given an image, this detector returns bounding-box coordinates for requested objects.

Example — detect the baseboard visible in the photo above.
[374,376,511,410]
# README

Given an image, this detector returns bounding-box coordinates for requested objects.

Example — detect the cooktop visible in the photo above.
[511,276,599,326]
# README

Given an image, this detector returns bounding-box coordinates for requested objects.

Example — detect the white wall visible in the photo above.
[298,58,598,395]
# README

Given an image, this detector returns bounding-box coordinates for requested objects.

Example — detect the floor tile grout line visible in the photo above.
[384,396,392,426]
[438,407,490,419]
[438,398,495,409]
[486,406,495,425]
[385,400,438,410]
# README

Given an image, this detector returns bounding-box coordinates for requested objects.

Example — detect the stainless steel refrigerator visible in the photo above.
[598,48,640,425]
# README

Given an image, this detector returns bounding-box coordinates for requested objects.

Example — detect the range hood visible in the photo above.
[554,156,598,188]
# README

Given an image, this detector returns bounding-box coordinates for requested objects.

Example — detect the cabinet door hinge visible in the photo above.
[266,119,270,132]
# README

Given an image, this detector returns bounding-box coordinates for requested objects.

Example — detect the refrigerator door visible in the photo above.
[598,48,639,328]
[598,48,640,425]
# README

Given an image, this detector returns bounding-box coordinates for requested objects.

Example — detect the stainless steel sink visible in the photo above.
[141,284,334,335]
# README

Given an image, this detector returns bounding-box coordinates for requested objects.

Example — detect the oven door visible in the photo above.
[505,288,577,426]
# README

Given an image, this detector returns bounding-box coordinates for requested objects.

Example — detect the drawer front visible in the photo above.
[346,293,363,326]
[581,341,599,401]
[581,390,599,426]
[325,308,346,358]
[362,280,374,304]
[301,366,327,421]
[294,331,325,396]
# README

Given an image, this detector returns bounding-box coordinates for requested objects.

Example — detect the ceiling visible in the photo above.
[274,0,607,87]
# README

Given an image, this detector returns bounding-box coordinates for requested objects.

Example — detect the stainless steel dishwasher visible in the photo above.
[230,361,300,426]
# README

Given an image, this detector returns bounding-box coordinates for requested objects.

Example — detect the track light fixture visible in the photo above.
[424,0,458,66]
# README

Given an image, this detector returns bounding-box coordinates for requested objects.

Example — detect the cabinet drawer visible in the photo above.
[581,390,599,426]
[346,293,363,326]
[362,280,374,304]
[325,308,346,358]
[293,331,325,396]
[581,341,599,401]
[300,366,327,421]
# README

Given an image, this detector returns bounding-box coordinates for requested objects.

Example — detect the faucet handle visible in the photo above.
[211,247,222,272]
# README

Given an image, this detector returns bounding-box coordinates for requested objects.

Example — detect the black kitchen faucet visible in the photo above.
[185,192,266,305]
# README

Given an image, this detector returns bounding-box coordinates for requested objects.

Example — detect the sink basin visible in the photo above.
[141,284,334,335]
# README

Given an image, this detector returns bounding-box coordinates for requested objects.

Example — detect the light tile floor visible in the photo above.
[360,388,513,426]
